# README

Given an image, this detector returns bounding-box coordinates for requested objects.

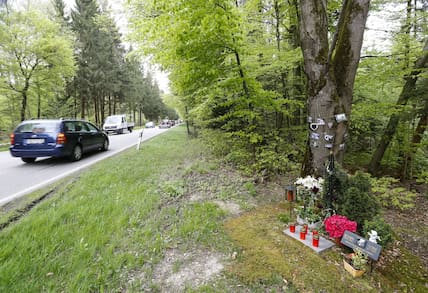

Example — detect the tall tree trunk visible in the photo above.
[400,102,428,179]
[368,39,428,174]
[20,91,28,121]
[299,0,370,177]
[20,79,31,121]
[81,93,86,119]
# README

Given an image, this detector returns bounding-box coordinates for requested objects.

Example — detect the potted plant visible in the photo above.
[343,248,368,277]
[312,233,320,247]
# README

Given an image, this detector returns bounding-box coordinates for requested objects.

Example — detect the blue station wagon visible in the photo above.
[9,119,109,163]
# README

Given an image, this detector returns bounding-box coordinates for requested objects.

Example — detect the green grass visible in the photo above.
[0,126,427,292]
[0,126,227,292]
[0,144,9,152]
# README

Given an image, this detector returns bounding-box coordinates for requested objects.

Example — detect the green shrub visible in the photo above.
[371,176,417,210]
[363,216,394,247]
[322,164,349,209]
[243,181,257,197]
[347,171,372,193]
[334,172,380,232]
[416,171,428,185]
[338,187,380,232]
[278,213,291,223]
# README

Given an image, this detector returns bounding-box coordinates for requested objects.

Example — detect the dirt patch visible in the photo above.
[383,193,428,270]
[152,249,225,292]
[213,200,242,216]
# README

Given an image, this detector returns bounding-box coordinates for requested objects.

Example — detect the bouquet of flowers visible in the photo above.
[324,215,357,238]
[294,175,324,194]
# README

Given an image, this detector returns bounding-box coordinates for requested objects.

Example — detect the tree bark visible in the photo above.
[400,103,428,179]
[368,39,428,175]
[299,0,370,177]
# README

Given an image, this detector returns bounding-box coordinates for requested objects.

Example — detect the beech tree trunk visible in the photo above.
[368,39,428,175]
[299,0,370,177]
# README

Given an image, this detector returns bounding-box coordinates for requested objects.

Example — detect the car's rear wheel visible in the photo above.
[21,157,36,163]
[70,145,82,161]
[101,139,109,151]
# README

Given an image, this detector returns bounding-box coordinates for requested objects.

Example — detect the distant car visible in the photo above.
[145,121,155,128]
[9,119,109,163]
[158,120,171,129]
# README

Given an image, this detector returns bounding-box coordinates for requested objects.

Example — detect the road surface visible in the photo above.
[0,127,167,206]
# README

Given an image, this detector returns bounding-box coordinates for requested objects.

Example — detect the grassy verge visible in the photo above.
[0,126,228,291]
[0,126,426,292]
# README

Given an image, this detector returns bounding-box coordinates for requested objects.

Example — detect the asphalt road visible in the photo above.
[0,127,167,206]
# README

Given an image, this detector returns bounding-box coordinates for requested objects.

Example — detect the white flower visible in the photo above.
[294,175,323,192]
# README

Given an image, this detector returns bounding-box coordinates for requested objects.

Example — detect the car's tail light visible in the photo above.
[10,133,15,145]
[56,133,66,145]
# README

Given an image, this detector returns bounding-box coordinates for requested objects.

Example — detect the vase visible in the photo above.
[300,232,306,240]
[343,259,365,277]
[289,224,295,233]
[312,238,319,247]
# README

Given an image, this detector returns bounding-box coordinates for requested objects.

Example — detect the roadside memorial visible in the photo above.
[341,230,382,274]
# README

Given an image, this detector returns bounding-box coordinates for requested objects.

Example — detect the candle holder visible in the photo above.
[285,185,296,218]
[285,185,295,202]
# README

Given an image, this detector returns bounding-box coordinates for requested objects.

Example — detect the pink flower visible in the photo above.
[324,215,357,238]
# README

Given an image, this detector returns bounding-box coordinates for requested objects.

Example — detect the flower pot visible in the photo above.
[289,224,296,233]
[300,232,306,240]
[312,238,319,247]
[343,259,365,277]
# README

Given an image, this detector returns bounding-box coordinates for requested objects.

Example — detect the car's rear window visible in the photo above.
[16,122,60,133]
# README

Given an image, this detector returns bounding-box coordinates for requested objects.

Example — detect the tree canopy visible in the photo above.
[1,0,427,181]
[127,0,428,180]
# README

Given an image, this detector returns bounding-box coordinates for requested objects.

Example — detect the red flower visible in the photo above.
[324,215,357,238]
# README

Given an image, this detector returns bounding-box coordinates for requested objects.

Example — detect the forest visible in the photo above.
[0,0,178,136]
[1,0,428,182]
[127,0,428,181]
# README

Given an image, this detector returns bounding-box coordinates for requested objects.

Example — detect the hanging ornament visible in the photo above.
[309,123,319,131]
[308,116,313,123]
[339,143,346,150]
[325,143,333,149]
[311,132,320,140]
[311,141,319,148]
[327,121,334,128]
[324,134,334,142]
[316,118,326,125]
[335,113,347,123]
